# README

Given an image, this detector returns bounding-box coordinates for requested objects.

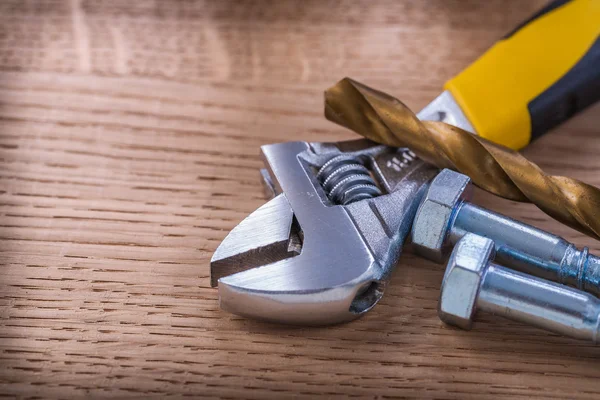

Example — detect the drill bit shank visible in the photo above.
[324,78,600,240]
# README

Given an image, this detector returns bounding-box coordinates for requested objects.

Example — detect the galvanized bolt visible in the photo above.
[412,169,600,296]
[440,233,600,343]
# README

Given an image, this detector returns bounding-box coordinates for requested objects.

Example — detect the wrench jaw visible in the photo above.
[211,196,383,325]
[209,194,296,288]
[210,140,438,325]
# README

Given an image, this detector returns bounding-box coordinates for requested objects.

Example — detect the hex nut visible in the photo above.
[411,169,472,263]
[438,233,495,330]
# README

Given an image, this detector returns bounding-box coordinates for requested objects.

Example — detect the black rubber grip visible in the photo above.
[528,35,600,141]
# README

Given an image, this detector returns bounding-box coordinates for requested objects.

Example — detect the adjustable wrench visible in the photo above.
[210,140,437,324]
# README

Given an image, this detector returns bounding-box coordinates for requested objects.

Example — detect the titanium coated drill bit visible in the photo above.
[324,78,600,240]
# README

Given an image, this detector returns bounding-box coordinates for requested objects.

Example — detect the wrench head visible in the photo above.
[211,140,437,325]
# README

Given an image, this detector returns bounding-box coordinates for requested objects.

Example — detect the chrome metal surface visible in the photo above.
[260,168,278,199]
[411,169,471,263]
[415,90,475,133]
[450,203,600,296]
[210,193,294,287]
[211,139,437,324]
[440,234,600,343]
[438,233,495,330]
[370,149,428,193]
[412,169,600,296]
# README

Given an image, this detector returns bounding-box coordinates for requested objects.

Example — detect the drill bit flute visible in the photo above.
[324,78,600,240]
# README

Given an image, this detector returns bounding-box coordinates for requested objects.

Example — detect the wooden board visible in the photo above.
[1,0,600,398]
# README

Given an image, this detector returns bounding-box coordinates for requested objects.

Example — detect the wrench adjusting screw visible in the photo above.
[316,154,382,205]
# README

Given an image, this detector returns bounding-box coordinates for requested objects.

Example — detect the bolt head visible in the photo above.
[438,233,495,330]
[412,169,472,263]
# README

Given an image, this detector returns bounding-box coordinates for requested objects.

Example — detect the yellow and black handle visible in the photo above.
[444,0,600,150]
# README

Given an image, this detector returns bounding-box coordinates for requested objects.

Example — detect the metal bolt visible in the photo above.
[440,234,600,343]
[412,169,600,296]
[411,169,471,263]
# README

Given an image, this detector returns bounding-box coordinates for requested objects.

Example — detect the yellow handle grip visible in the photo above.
[444,0,600,150]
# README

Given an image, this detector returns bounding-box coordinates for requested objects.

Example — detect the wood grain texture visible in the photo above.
[1,0,600,398]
